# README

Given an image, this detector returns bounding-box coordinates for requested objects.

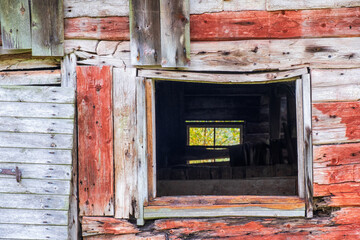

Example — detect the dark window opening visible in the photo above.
[155,81,298,196]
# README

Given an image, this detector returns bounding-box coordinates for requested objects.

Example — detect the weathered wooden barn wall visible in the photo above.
[0,2,77,238]
[66,0,360,238]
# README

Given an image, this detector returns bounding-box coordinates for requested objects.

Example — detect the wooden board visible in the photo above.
[0,0,31,49]
[267,0,360,10]
[31,0,64,56]
[312,68,360,102]
[0,69,61,86]
[0,53,61,71]
[0,132,73,149]
[77,66,114,216]
[0,208,68,225]
[138,68,307,84]
[0,102,74,119]
[129,0,161,65]
[82,217,139,237]
[65,17,129,41]
[0,193,69,210]
[0,163,71,181]
[64,0,129,18]
[312,101,360,145]
[0,178,70,195]
[70,37,360,71]
[0,224,68,239]
[0,117,74,134]
[0,148,72,165]
[160,0,190,67]
[113,67,138,219]
[65,7,360,41]
[0,86,74,103]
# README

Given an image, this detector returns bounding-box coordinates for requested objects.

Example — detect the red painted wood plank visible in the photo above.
[313,101,360,142]
[314,143,360,168]
[64,7,360,41]
[77,65,114,216]
[65,17,129,41]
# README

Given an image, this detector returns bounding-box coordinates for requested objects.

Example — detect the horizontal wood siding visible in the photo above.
[65,7,360,41]
[0,73,75,239]
[77,66,114,216]
[66,38,360,71]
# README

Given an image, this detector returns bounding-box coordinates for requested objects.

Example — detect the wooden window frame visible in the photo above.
[136,68,313,225]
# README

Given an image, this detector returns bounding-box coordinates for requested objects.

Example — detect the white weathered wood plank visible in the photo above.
[64,39,98,54]
[302,74,313,218]
[136,77,147,226]
[64,0,129,18]
[0,163,71,180]
[97,41,120,56]
[0,148,72,165]
[0,54,61,71]
[0,178,70,195]
[0,193,69,210]
[0,132,73,149]
[61,53,77,88]
[113,67,138,219]
[312,68,360,102]
[139,68,307,83]
[71,38,360,71]
[0,70,61,86]
[296,78,305,199]
[63,0,267,17]
[0,117,74,134]
[144,206,305,219]
[0,209,68,225]
[0,102,74,119]
[223,0,266,11]
[0,224,68,239]
[0,86,75,103]
[267,0,360,11]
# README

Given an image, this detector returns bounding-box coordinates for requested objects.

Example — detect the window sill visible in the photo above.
[144,196,305,220]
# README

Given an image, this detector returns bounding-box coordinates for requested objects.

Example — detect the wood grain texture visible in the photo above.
[160,0,190,67]
[0,224,68,239]
[0,69,61,86]
[31,0,64,56]
[61,53,77,87]
[65,17,129,41]
[65,8,360,41]
[312,68,360,102]
[82,217,139,237]
[129,0,161,65]
[314,143,360,206]
[0,0,31,49]
[113,67,138,219]
[0,178,70,195]
[68,37,360,71]
[312,101,360,145]
[77,66,114,216]
[0,193,69,210]
[267,0,360,10]
[0,53,61,71]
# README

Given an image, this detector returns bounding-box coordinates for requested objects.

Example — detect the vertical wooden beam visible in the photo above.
[30,0,64,56]
[296,78,305,199]
[136,77,148,225]
[61,53,77,87]
[302,73,313,218]
[160,0,190,67]
[129,0,161,65]
[77,66,114,216]
[0,0,31,49]
[145,79,156,200]
[113,67,138,219]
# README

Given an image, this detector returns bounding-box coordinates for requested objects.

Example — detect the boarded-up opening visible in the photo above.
[155,81,298,196]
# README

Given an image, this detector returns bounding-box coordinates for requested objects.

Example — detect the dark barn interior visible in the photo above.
[155,80,298,196]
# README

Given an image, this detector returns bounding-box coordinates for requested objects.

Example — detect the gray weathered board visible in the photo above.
[31,0,64,56]
[0,0,32,49]
[0,77,75,239]
[129,0,161,66]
